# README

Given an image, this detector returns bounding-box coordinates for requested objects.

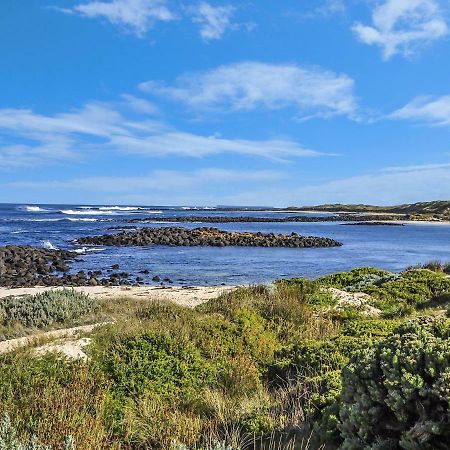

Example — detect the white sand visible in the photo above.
[0,285,237,308]
[0,322,109,355]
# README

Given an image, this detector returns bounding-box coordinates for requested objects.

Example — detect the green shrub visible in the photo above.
[340,317,401,338]
[93,330,216,400]
[0,289,96,329]
[0,414,75,450]
[0,354,108,450]
[407,260,450,274]
[367,269,450,308]
[337,317,450,449]
[316,267,390,289]
[315,267,450,317]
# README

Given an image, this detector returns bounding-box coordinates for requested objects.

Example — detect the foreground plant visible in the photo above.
[0,414,75,450]
[337,317,450,449]
[0,289,96,329]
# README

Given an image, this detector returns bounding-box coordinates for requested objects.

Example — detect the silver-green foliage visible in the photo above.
[171,442,232,450]
[0,414,75,450]
[0,289,96,328]
[338,317,450,450]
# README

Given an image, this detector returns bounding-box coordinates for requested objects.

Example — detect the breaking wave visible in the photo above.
[42,240,58,250]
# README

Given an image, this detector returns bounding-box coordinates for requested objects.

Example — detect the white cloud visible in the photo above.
[0,98,326,168]
[353,0,448,60]
[121,94,160,114]
[62,0,175,36]
[390,95,450,125]
[189,2,235,41]
[222,162,450,206]
[6,168,285,192]
[139,62,357,119]
[293,163,450,204]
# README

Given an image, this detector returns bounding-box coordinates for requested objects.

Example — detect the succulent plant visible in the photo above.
[0,414,75,450]
[0,289,96,329]
[337,317,450,449]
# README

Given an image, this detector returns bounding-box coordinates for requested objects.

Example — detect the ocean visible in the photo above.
[1,203,449,285]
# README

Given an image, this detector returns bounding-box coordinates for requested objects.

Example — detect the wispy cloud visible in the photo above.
[6,168,286,192]
[139,62,357,119]
[189,2,235,41]
[59,0,175,37]
[353,0,448,60]
[3,168,288,205]
[0,96,326,168]
[224,162,450,206]
[390,95,450,125]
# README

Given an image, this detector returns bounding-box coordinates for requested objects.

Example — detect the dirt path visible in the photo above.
[0,322,110,355]
[0,285,236,308]
[0,285,237,356]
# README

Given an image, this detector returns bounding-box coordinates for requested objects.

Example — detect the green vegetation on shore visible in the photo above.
[0,263,450,449]
[290,200,450,220]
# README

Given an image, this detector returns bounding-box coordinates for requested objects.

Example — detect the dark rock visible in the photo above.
[77,226,343,249]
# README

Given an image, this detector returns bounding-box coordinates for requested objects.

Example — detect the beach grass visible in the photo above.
[0,264,449,449]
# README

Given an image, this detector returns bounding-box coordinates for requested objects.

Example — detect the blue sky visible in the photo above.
[1,0,450,206]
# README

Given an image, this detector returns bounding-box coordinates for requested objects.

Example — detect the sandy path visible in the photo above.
[0,285,237,356]
[0,322,110,355]
[0,285,237,308]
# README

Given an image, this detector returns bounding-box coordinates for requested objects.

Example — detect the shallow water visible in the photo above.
[0,203,449,285]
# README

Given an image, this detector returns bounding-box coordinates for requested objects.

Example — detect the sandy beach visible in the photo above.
[0,284,238,308]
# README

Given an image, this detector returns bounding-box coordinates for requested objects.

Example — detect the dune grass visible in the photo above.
[0,264,449,449]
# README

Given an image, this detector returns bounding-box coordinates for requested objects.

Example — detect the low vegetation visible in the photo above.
[0,289,98,340]
[294,200,450,218]
[0,264,449,449]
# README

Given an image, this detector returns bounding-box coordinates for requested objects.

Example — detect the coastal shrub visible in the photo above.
[407,260,450,274]
[0,353,109,450]
[0,414,75,450]
[339,317,401,338]
[0,289,96,329]
[93,329,216,400]
[201,283,336,343]
[316,267,390,289]
[365,269,450,313]
[314,267,450,316]
[337,317,450,449]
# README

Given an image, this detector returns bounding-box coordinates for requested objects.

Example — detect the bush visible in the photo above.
[315,267,450,317]
[407,261,450,274]
[0,414,75,450]
[316,267,390,289]
[337,317,450,449]
[365,269,450,308]
[0,289,96,329]
[93,330,216,400]
[0,354,108,450]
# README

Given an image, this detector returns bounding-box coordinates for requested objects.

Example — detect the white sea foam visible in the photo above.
[20,205,52,212]
[61,208,162,216]
[42,240,58,250]
[25,218,64,222]
[98,206,163,213]
[66,218,98,222]
[61,209,117,216]
[98,206,141,211]
[73,247,106,254]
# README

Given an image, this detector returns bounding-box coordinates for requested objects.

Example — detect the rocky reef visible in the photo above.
[122,214,400,224]
[0,246,133,288]
[344,221,405,226]
[77,226,342,248]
